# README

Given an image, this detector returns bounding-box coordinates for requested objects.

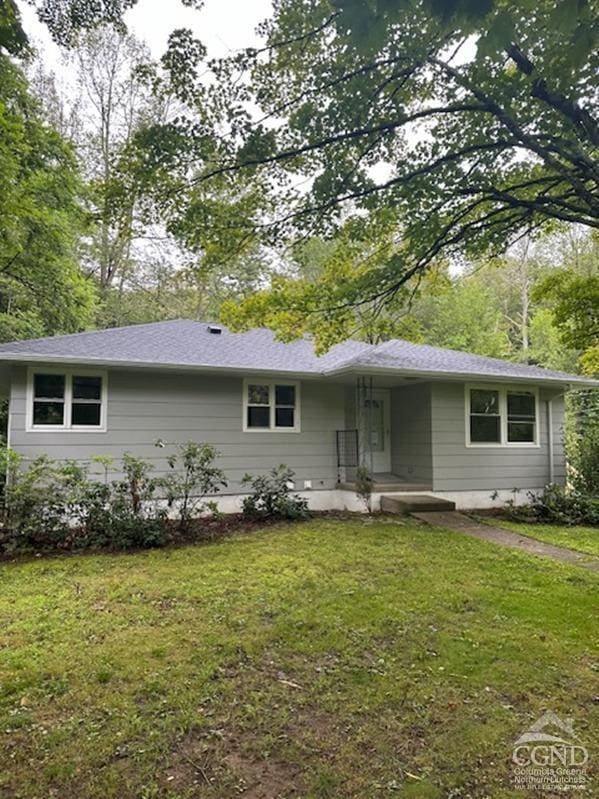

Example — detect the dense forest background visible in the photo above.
[0,0,597,379]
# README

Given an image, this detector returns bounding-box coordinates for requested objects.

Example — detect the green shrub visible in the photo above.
[157,441,227,532]
[1,454,89,552]
[0,450,168,553]
[87,454,168,550]
[0,444,20,498]
[76,481,113,547]
[504,484,599,526]
[528,485,599,526]
[0,447,307,554]
[564,390,599,498]
[571,425,599,496]
[241,465,310,520]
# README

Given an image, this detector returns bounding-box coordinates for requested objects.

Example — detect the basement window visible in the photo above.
[27,369,107,431]
[244,379,300,432]
[466,385,538,447]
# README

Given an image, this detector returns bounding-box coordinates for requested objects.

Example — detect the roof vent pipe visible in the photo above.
[207,325,222,335]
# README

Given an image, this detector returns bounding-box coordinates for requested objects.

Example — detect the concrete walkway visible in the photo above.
[412,511,599,573]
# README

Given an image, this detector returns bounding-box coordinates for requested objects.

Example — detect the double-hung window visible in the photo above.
[28,369,106,431]
[506,391,537,443]
[466,385,538,447]
[32,373,67,427]
[244,380,300,431]
[469,388,501,444]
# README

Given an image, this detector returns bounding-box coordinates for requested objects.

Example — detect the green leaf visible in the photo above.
[551,0,581,34]
[477,9,515,56]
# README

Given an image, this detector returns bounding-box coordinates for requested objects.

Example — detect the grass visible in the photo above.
[494,519,599,558]
[0,516,597,799]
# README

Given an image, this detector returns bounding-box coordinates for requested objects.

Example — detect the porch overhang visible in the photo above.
[325,363,599,390]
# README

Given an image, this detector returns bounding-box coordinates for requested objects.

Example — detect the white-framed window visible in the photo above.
[465,384,539,447]
[243,379,301,432]
[26,367,107,432]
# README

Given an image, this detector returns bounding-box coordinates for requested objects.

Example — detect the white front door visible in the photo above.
[363,389,391,473]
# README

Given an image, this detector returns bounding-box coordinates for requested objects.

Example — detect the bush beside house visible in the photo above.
[0,444,311,555]
[498,415,599,526]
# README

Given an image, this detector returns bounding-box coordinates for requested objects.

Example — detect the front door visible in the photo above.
[363,389,391,473]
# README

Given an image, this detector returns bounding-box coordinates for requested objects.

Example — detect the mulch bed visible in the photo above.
[0,510,360,563]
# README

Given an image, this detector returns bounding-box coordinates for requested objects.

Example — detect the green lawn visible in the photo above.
[1,517,597,799]
[495,519,599,558]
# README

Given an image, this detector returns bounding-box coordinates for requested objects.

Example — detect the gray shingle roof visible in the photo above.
[340,339,594,384]
[0,320,369,374]
[0,319,595,386]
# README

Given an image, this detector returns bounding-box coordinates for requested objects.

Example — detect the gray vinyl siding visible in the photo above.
[8,365,345,492]
[390,384,433,483]
[7,364,568,496]
[430,382,566,491]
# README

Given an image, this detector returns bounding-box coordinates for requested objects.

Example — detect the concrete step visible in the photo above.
[381,494,456,515]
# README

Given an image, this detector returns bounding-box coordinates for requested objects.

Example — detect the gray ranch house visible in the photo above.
[0,320,596,512]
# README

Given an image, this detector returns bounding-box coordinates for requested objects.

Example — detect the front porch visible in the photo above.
[335,376,434,490]
[337,471,432,492]
[332,374,563,511]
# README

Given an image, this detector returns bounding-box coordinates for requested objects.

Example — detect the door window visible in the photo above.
[365,398,385,452]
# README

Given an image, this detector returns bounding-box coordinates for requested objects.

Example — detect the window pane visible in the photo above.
[247,406,270,428]
[73,375,102,400]
[470,415,501,443]
[248,384,269,405]
[508,421,535,443]
[72,403,101,426]
[275,385,295,406]
[34,373,65,399]
[470,389,499,415]
[275,407,295,428]
[508,392,535,419]
[33,401,64,426]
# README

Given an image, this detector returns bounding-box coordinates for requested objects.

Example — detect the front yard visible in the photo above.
[0,517,597,798]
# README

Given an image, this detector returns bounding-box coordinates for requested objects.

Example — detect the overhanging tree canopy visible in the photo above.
[173,0,599,344]
[0,54,95,339]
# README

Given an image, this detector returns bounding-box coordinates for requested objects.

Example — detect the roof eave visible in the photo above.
[325,363,599,388]
[1,352,597,388]
[0,353,322,380]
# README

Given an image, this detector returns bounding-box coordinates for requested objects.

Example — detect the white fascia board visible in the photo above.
[0,353,322,380]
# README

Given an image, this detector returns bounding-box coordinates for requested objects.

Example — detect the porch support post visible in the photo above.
[356,375,374,476]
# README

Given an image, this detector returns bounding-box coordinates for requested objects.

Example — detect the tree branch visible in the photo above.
[506,43,599,146]
[192,102,490,185]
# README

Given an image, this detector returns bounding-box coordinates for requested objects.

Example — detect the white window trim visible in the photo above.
[242,378,301,433]
[26,367,108,433]
[465,384,540,449]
